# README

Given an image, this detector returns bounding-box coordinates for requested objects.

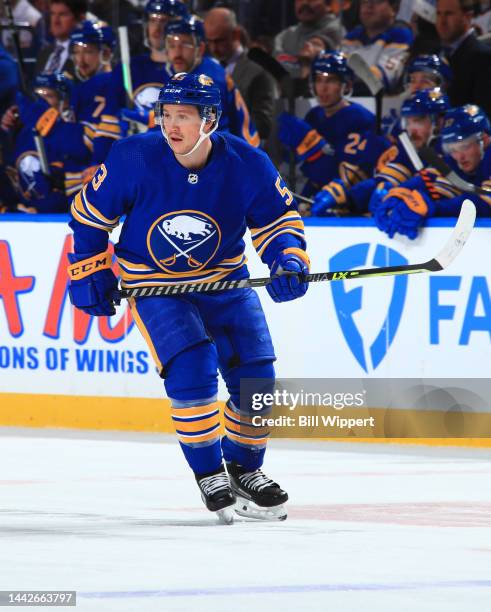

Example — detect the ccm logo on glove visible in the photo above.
[67,252,112,280]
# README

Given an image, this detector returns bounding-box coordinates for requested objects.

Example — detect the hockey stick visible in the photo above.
[347,52,383,135]
[114,200,475,300]
[33,128,51,176]
[118,26,134,108]
[418,146,491,196]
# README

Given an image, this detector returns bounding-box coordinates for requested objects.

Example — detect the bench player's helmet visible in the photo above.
[401,88,450,121]
[69,21,114,79]
[311,51,354,96]
[34,72,72,101]
[406,54,452,90]
[143,0,189,49]
[155,72,222,156]
[165,15,205,45]
[441,105,491,155]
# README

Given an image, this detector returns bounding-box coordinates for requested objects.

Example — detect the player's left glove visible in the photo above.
[311,180,347,216]
[67,251,119,316]
[277,112,326,161]
[267,248,310,303]
[374,187,435,240]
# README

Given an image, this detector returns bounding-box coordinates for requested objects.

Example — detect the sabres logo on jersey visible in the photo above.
[133,83,162,111]
[147,211,221,273]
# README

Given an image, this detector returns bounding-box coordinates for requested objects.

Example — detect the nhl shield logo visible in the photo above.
[147,210,221,273]
[188,173,198,184]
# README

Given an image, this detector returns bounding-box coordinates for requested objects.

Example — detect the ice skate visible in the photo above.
[226,462,288,521]
[196,465,236,525]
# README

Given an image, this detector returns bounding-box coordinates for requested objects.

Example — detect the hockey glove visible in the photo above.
[278,112,326,161]
[375,187,435,240]
[67,251,119,316]
[368,183,389,217]
[267,248,310,303]
[120,107,155,129]
[311,180,347,216]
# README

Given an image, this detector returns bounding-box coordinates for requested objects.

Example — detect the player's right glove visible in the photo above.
[267,248,310,303]
[311,180,347,216]
[67,251,119,316]
[277,112,326,161]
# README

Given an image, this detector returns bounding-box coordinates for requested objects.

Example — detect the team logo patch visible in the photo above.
[198,74,214,87]
[147,210,221,273]
[188,173,198,184]
[134,85,161,111]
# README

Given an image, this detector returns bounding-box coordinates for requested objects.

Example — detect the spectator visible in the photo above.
[436,0,491,118]
[339,0,413,92]
[0,42,18,112]
[204,7,276,139]
[297,32,332,78]
[35,0,88,77]
[274,0,344,74]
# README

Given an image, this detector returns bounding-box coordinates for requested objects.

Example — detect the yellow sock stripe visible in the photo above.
[128,297,163,373]
[171,402,221,419]
[178,426,221,445]
[172,414,220,434]
[225,430,269,446]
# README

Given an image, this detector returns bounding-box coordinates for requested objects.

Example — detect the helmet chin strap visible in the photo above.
[161,117,218,157]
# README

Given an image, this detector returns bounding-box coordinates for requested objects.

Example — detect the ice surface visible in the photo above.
[1,430,490,611]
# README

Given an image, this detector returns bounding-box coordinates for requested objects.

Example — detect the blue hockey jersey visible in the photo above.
[70,131,305,287]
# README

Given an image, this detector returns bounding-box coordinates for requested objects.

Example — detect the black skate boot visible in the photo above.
[226,462,288,521]
[196,465,236,524]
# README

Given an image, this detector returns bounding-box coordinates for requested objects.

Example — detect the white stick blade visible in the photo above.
[434,199,476,269]
[347,52,383,96]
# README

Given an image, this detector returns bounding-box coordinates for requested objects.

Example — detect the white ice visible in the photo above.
[1,429,490,612]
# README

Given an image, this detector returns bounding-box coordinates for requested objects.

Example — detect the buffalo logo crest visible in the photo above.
[147,211,221,273]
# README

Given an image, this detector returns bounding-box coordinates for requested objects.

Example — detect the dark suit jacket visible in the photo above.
[446,33,491,119]
[35,44,75,79]
[232,52,276,140]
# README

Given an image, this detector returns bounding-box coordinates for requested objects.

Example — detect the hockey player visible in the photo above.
[374,104,491,239]
[113,0,189,130]
[278,51,376,197]
[69,21,122,176]
[311,88,451,216]
[162,16,260,146]
[405,54,452,94]
[6,72,91,213]
[66,73,309,522]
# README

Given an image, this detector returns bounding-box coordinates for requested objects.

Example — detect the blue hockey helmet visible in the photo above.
[406,54,452,87]
[34,72,73,100]
[441,105,491,152]
[311,51,354,83]
[69,20,106,48]
[99,25,116,50]
[156,72,221,121]
[144,0,189,19]
[155,72,222,156]
[165,16,205,45]
[401,88,450,119]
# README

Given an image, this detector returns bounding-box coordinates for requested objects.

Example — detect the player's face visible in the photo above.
[314,74,344,108]
[436,0,471,45]
[166,34,200,72]
[406,116,433,149]
[360,0,394,31]
[448,137,483,173]
[162,104,211,155]
[408,72,439,93]
[49,2,78,41]
[72,43,101,79]
[147,14,168,51]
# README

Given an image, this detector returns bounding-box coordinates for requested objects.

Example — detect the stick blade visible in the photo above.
[347,52,383,96]
[433,199,476,270]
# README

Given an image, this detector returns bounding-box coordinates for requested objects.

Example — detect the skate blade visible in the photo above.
[234,496,287,521]
[216,506,235,525]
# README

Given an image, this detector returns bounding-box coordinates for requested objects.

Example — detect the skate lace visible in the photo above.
[239,469,275,492]
[199,472,230,496]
